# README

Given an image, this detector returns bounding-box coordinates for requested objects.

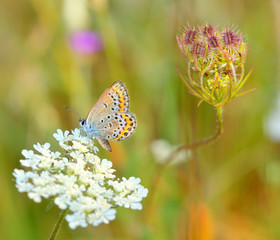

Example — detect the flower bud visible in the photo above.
[176,23,254,107]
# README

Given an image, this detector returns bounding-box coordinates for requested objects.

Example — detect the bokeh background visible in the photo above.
[1,0,280,239]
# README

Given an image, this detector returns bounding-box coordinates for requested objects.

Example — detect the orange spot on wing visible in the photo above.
[115,135,122,141]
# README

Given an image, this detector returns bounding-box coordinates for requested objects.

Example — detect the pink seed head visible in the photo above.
[183,29,197,45]
[207,36,219,49]
[222,30,239,46]
[203,24,214,36]
[193,42,207,57]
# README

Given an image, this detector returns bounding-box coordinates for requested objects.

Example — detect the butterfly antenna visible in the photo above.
[64,106,84,119]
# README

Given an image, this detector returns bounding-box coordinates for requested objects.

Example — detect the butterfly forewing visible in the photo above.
[86,81,130,122]
[106,81,130,113]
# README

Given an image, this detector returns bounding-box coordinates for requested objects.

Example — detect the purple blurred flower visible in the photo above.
[69,31,103,54]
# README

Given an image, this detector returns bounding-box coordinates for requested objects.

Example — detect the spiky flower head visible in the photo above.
[177,23,255,107]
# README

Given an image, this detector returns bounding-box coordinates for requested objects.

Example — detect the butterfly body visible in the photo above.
[79,81,137,151]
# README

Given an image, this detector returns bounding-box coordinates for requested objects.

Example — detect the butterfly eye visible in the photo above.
[79,119,86,126]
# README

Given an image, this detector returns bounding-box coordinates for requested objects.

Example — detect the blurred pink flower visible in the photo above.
[69,31,103,54]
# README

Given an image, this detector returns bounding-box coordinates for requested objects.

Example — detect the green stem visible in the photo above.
[200,73,204,89]
[48,209,68,240]
[166,106,223,165]
[229,62,237,85]
[145,106,224,221]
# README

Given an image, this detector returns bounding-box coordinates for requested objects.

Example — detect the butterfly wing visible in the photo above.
[96,137,112,152]
[85,81,137,142]
[86,81,130,121]
[95,112,137,141]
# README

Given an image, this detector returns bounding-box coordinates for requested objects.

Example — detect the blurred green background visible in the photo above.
[1,0,279,239]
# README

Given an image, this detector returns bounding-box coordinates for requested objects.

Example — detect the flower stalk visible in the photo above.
[146,106,224,220]
[49,209,68,240]
[159,106,223,167]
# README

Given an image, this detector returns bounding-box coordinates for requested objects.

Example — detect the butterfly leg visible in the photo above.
[96,137,112,152]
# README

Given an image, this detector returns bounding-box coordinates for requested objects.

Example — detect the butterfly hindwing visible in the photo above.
[92,112,137,142]
[112,112,137,141]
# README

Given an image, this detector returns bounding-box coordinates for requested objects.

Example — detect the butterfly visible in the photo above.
[79,81,137,152]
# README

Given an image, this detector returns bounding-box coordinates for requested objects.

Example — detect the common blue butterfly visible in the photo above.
[79,81,137,151]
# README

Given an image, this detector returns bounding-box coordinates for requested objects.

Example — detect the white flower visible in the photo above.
[54,194,71,210]
[134,185,149,199]
[15,181,34,193]
[122,177,141,190]
[264,94,280,142]
[66,212,88,229]
[22,149,35,159]
[71,128,82,139]
[13,128,148,229]
[28,191,42,203]
[109,177,148,210]
[20,150,40,169]
[13,169,30,182]
[33,142,51,155]
[69,196,97,213]
[53,157,68,170]
[72,141,89,153]
[150,139,192,165]
[53,129,70,142]
[108,180,125,192]
[88,206,116,226]
[87,181,107,197]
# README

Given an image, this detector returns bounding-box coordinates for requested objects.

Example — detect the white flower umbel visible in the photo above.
[13,129,148,229]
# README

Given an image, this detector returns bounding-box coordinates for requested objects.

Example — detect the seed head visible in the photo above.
[193,42,208,58]
[203,24,215,36]
[176,23,254,107]
[184,29,197,45]
[207,35,219,49]
[222,29,240,46]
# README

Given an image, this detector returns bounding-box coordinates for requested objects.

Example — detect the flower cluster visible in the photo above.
[13,129,148,229]
[177,23,254,107]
